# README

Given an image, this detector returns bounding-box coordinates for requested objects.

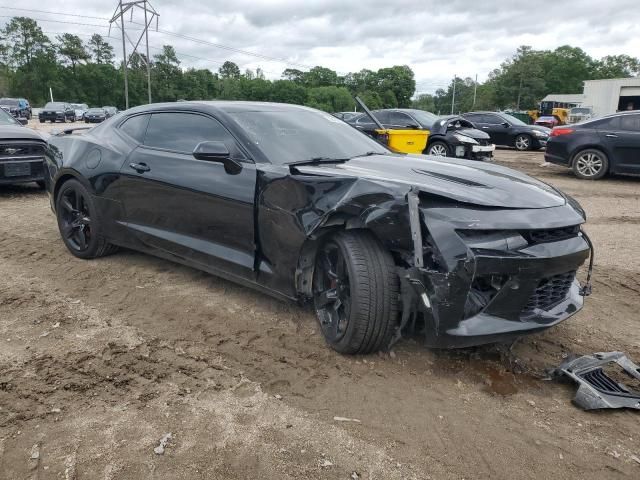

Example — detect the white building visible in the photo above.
[582,77,640,117]
[542,77,640,118]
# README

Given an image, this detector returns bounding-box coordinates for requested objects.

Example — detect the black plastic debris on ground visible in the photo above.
[553,352,640,410]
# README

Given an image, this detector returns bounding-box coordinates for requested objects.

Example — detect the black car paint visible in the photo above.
[0,122,47,185]
[462,111,550,149]
[39,103,75,123]
[545,111,640,175]
[347,109,493,160]
[44,101,592,348]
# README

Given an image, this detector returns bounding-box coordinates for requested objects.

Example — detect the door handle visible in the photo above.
[129,162,150,173]
[482,126,489,129]
[605,134,618,138]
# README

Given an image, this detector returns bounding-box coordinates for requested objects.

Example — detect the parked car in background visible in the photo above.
[462,111,551,150]
[346,109,494,160]
[84,108,108,123]
[71,103,89,121]
[568,107,594,124]
[545,110,640,180]
[0,107,46,187]
[44,101,591,354]
[102,106,118,118]
[39,102,75,123]
[332,111,360,121]
[535,115,559,129]
[0,97,32,119]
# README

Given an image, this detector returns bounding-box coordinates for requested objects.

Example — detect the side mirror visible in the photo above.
[501,122,510,128]
[18,117,28,125]
[192,141,242,175]
[404,123,421,129]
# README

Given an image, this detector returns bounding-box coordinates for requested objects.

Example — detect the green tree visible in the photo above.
[306,86,354,112]
[281,68,304,83]
[303,66,338,87]
[375,65,415,107]
[88,34,114,65]
[56,33,89,70]
[219,61,241,80]
[412,93,435,112]
[594,54,640,78]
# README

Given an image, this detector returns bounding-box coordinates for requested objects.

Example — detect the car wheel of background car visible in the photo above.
[427,141,450,157]
[572,149,609,180]
[313,230,399,354]
[514,134,532,151]
[55,179,118,259]
[39,118,44,123]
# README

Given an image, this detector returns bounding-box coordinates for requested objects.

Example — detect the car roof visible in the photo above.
[124,101,321,115]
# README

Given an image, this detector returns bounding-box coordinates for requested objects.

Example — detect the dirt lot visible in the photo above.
[1,125,639,479]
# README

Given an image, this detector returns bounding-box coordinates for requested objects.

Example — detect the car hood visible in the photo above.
[453,128,490,141]
[0,125,45,141]
[528,125,551,135]
[293,154,566,209]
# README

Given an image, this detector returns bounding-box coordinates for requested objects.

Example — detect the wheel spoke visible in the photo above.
[75,229,87,250]
[60,197,74,214]
[321,250,337,279]
[61,223,75,239]
[73,191,83,211]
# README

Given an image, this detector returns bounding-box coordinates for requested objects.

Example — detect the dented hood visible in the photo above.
[294,154,565,209]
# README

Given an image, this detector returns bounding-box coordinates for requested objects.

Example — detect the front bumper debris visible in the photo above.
[552,352,640,410]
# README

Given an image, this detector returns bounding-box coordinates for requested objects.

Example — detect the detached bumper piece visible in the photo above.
[553,352,640,410]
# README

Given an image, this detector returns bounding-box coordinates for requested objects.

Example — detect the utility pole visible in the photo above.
[451,75,456,115]
[472,73,478,108]
[109,0,159,109]
[516,76,523,110]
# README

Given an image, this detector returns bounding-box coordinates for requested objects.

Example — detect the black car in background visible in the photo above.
[545,111,640,180]
[84,108,108,123]
[0,108,46,187]
[39,102,75,123]
[0,97,32,119]
[462,111,550,151]
[347,108,494,160]
[43,101,591,354]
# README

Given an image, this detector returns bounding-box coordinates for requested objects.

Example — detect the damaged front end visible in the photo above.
[397,188,593,349]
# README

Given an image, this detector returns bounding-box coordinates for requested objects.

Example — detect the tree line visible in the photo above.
[1,16,639,113]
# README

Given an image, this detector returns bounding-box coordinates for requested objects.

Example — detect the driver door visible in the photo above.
[116,111,258,280]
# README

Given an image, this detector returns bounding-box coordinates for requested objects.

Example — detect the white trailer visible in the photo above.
[583,77,640,118]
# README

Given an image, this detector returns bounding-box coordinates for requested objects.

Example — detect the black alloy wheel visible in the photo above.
[56,179,117,259]
[313,231,398,354]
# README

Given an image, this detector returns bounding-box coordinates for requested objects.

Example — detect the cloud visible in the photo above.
[2,0,638,93]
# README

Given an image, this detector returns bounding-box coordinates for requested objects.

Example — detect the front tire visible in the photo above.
[426,141,450,157]
[313,231,399,354]
[55,179,118,259]
[572,149,608,180]
[514,134,532,151]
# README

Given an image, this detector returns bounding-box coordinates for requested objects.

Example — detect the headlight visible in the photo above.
[453,133,478,144]
[56,111,63,114]
[533,130,548,137]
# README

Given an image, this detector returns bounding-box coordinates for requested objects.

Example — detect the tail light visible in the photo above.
[551,127,575,137]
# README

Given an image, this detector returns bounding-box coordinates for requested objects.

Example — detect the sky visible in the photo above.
[1,0,638,94]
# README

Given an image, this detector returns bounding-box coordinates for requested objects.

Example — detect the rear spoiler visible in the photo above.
[54,126,93,136]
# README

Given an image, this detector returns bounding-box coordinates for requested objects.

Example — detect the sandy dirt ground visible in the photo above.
[1,123,639,479]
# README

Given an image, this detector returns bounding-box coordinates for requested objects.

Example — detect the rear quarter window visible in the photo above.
[119,114,150,143]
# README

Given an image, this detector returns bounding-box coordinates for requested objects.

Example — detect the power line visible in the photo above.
[0,6,109,21]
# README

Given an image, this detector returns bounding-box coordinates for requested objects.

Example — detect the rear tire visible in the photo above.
[55,179,118,259]
[426,141,450,157]
[572,149,608,180]
[313,230,399,354]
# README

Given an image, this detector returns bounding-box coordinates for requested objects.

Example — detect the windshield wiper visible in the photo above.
[350,151,385,159]
[287,157,350,166]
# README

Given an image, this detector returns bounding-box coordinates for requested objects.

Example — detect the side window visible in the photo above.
[464,114,481,123]
[595,116,620,129]
[119,114,150,143]
[389,112,413,126]
[355,114,373,125]
[372,111,390,124]
[144,112,239,154]
[619,114,640,132]
[484,114,503,124]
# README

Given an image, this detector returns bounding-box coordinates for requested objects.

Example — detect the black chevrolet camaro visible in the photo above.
[44,101,593,354]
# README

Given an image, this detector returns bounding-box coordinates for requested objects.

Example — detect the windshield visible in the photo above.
[45,102,66,110]
[228,109,389,165]
[87,108,105,114]
[0,98,19,106]
[409,110,438,128]
[0,108,19,125]
[500,113,527,126]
